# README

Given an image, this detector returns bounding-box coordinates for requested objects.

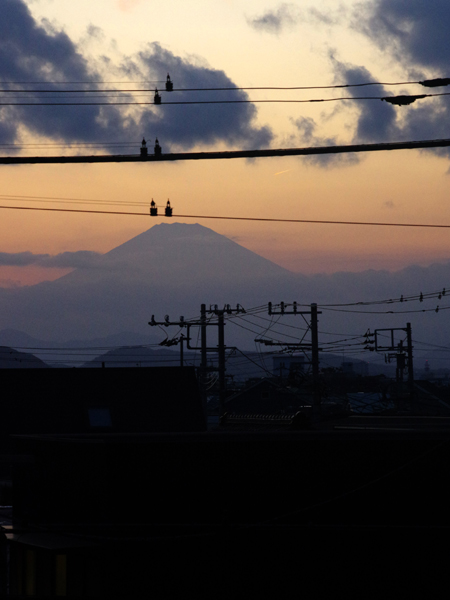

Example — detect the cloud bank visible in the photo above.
[0,251,102,269]
[247,4,300,34]
[0,0,129,145]
[280,1,450,165]
[357,0,450,72]
[0,0,272,152]
[342,0,450,153]
[129,43,273,150]
[290,115,359,167]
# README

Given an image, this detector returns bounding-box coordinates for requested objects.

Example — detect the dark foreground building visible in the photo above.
[1,368,450,596]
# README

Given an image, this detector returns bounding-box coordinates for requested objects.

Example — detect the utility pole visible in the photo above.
[374,324,414,407]
[205,304,246,416]
[257,302,322,413]
[406,323,414,406]
[179,334,185,367]
[310,303,320,410]
[200,304,207,410]
[149,303,245,416]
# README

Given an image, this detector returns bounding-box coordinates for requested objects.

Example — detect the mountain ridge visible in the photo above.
[0,223,449,352]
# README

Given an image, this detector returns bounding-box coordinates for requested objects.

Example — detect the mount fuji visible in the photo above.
[0,223,449,354]
[0,223,300,344]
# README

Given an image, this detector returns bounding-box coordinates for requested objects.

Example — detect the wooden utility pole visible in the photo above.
[374,324,415,405]
[261,302,322,412]
[149,303,244,416]
[310,303,320,411]
[205,305,245,416]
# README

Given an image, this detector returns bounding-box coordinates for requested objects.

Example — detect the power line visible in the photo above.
[1,92,449,106]
[0,194,152,208]
[0,142,140,148]
[316,289,448,308]
[0,81,165,85]
[2,137,450,164]
[320,305,450,315]
[0,76,448,90]
[1,202,450,229]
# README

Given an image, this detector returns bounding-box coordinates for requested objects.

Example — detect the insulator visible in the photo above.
[382,94,425,106]
[420,77,450,88]
[165,73,174,92]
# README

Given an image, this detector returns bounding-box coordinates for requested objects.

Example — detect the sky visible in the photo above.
[1,0,450,287]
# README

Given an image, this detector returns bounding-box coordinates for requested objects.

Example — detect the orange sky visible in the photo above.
[1,0,450,287]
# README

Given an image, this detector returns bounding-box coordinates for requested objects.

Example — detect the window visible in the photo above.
[88,408,112,428]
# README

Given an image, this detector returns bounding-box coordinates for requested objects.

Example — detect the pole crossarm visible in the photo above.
[149,303,244,416]
[2,138,450,165]
[373,323,414,404]
[268,301,322,316]
[374,326,411,352]
[206,304,246,316]
[264,302,321,409]
[148,314,217,351]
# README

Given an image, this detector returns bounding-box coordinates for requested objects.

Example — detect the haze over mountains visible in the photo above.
[0,223,449,358]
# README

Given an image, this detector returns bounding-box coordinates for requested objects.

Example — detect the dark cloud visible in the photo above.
[290,115,359,167]
[329,54,400,143]
[0,278,20,289]
[0,252,44,267]
[357,0,450,72]
[0,0,272,152]
[132,43,272,150]
[0,0,130,145]
[247,4,300,34]
[0,251,102,268]
[349,1,450,158]
[307,7,344,26]
[247,4,345,33]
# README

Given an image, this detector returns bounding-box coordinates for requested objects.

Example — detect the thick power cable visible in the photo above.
[3,137,450,164]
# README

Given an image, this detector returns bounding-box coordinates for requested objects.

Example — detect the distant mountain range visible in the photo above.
[0,346,48,369]
[0,223,449,364]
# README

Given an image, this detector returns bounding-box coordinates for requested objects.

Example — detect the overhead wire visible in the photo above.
[316,288,448,307]
[0,143,142,150]
[2,202,450,230]
[1,92,449,106]
[270,287,450,310]
[0,75,448,91]
[320,305,450,315]
[229,314,305,342]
